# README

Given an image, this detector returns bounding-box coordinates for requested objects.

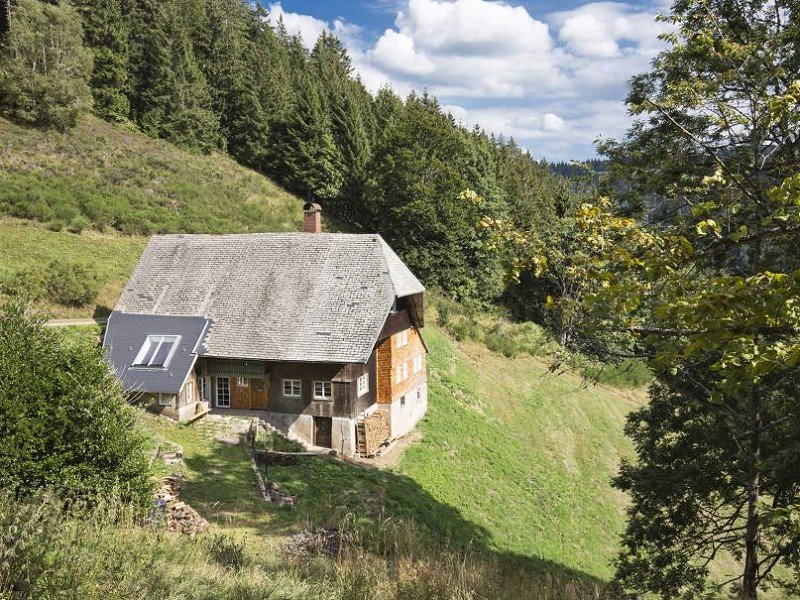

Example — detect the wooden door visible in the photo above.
[314,417,332,448]
[231,376,251,409]
[251,377,268,410]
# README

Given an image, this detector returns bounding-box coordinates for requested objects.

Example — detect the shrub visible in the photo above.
[0,269,47,302]
[67,215,91,234]
[44,260,100,306]
[208,534,248,571]
[0,0,93,130]
[0,300,152,507]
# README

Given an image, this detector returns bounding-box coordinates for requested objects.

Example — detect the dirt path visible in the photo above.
[44,317,107,328]
[350,429,423,469]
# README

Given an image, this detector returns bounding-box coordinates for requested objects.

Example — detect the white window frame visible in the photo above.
[395,329,409,348]
[199,376,208,401]
[283,379,302,398]
[216,377,231,408]
[184,380,194,403]
[158,393,173,407]
[313,380,332,400]
[395,362,409,384]
[236,376,249,387]
[356,373,369,397]
[132,334,180,369]
[413,355,423,374]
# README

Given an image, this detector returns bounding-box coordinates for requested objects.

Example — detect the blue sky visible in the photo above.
[266,1,670,160]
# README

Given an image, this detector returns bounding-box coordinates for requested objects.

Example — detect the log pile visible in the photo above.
[155,473,211,536]
[364,409,391,455]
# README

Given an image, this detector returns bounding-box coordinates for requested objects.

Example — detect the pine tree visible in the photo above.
[278,73,344,201]
[126,0,219,151]
[72,0,130,121]
[198,0,269,166]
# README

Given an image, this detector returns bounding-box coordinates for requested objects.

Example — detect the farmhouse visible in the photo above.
[103,204,427,456]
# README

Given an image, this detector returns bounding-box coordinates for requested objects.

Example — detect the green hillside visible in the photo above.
[0,115,302,236]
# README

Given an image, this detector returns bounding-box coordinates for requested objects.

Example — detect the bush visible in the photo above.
[208,534,248,571]
[44,260,100,306]
[0,0,93,129]
[0,269,47,302]
[0,300,152,507]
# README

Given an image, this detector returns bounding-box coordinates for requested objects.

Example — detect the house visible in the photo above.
[102,204,427,457]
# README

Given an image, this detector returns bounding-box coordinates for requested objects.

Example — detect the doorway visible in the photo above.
[314,416,332,448]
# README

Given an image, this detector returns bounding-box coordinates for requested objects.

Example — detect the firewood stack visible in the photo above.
[155,473,211,536]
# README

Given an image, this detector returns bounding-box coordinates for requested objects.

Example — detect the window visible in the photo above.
[283,379,301,397]
[199,377,207,401]
[395,329,408,348]
[416,387,423,401]
[400,395,406,407]
[314,381,332,400]
[236,377,248,387]
[395,362,409,383]
[158,393,173,407]
[356,373,369,397]
[132,335,179,368]
[216,377,230,408]
[413,355,424,374]
[184,381,194,403]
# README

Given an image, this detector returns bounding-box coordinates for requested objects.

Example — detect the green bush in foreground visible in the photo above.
[0,300,152,506]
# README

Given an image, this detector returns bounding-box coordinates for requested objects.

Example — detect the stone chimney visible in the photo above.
[303,202,322,233]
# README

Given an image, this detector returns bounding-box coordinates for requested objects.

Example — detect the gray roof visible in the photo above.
[103,312,210,394]
[112,233,424,363]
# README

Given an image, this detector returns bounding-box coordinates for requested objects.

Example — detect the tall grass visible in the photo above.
[430,290,651,388]
[0,493,612,599]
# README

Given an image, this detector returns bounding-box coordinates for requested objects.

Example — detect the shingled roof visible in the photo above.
[113,233,424,364]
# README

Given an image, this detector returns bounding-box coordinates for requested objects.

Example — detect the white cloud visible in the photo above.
[265,1,671,159]
[267,3,361,50]
[559,13,620,58]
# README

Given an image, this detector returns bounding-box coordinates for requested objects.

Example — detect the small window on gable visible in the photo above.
[133,335,179,368]
[395,362,409,384]
[396,330,409,348]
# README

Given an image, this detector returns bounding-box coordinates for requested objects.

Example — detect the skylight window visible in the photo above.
[132,335,179,368]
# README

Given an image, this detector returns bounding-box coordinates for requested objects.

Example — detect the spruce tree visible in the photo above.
[126,0,219,151]
[72,0,129,121]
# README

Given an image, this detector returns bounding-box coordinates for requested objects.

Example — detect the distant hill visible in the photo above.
[0,116,303,236]
[547,159,608,180]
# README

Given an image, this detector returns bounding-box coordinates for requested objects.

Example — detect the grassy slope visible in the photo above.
[0,116,302,236]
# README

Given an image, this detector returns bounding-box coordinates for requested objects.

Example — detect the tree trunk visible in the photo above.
[742,386,761,599]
